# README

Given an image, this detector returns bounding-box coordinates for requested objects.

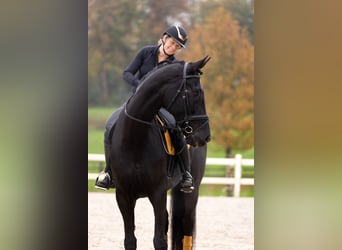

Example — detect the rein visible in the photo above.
[124,102,180,131]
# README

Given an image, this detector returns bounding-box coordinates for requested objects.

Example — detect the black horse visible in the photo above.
[110,56,211,250]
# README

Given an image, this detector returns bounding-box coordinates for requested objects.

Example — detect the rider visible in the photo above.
[95,25,194,193]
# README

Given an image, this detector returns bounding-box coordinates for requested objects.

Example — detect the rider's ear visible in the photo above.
[162,35,168,43]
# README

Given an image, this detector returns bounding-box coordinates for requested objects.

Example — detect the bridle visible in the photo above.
[124,62,209,138]
[165,62,209,137]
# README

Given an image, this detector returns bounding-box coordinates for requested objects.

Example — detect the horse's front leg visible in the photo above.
[149,191,168,250]
[116,190,137,250]
[181,189,199,250]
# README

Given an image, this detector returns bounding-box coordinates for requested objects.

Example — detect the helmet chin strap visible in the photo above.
[161,38,173,57]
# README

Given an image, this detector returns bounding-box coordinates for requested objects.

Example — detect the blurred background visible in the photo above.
[2,0,342,249]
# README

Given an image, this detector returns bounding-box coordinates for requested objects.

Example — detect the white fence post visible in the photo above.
[234,154,242,197]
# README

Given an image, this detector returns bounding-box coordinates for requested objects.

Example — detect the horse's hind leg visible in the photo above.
[116,191,137,250]
[149,192,168,250]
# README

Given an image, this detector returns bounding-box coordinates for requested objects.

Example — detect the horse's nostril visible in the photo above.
[206,135,211,142]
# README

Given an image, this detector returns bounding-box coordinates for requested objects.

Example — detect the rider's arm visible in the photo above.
[123,47,147,88]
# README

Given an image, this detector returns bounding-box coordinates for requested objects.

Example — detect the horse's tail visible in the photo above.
[170,186,197,250]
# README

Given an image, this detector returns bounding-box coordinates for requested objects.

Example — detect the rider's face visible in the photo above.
[163,36,182,55]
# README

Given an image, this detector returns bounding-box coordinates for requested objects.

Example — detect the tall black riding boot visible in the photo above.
[95,143,115,190]
[177,148,195,193]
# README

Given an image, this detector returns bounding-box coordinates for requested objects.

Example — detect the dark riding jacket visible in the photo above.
[123,45,175,93]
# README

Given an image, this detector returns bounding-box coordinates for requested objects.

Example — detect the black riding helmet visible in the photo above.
[163,25,188,48]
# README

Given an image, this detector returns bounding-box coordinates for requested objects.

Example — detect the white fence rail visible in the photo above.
[88,154,254,197]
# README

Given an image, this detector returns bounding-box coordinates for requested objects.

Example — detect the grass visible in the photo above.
[88,107,118,130]
[88,107,254,197]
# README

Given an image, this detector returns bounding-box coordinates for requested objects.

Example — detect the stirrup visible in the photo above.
[180,178,194,193]
[180,185,194,193]
[95,171,111,191]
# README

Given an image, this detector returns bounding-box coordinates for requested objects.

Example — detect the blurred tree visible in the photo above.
[192,0,254,43]
[88,0,140,106]
[180,7,254,157]
[88,0,192,106]
[134,0,191,48]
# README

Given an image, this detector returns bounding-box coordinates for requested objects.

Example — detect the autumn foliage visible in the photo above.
[180,7,254,155]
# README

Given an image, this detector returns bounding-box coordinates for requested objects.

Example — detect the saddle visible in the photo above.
[155,108,181,178]
[155,108,177,156]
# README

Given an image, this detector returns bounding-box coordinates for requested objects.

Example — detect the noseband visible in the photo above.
[125,62,209,137]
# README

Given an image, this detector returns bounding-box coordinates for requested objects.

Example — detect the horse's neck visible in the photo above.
[127,89,161,121]
[126,75,167,122]
[122,64,179,142]
[117,85,162,147]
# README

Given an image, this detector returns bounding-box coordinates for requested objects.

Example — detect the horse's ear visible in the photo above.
[191,56,211,72]
[200,55,211,69]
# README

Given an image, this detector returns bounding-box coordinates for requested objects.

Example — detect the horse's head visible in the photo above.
[164,56,211,147]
